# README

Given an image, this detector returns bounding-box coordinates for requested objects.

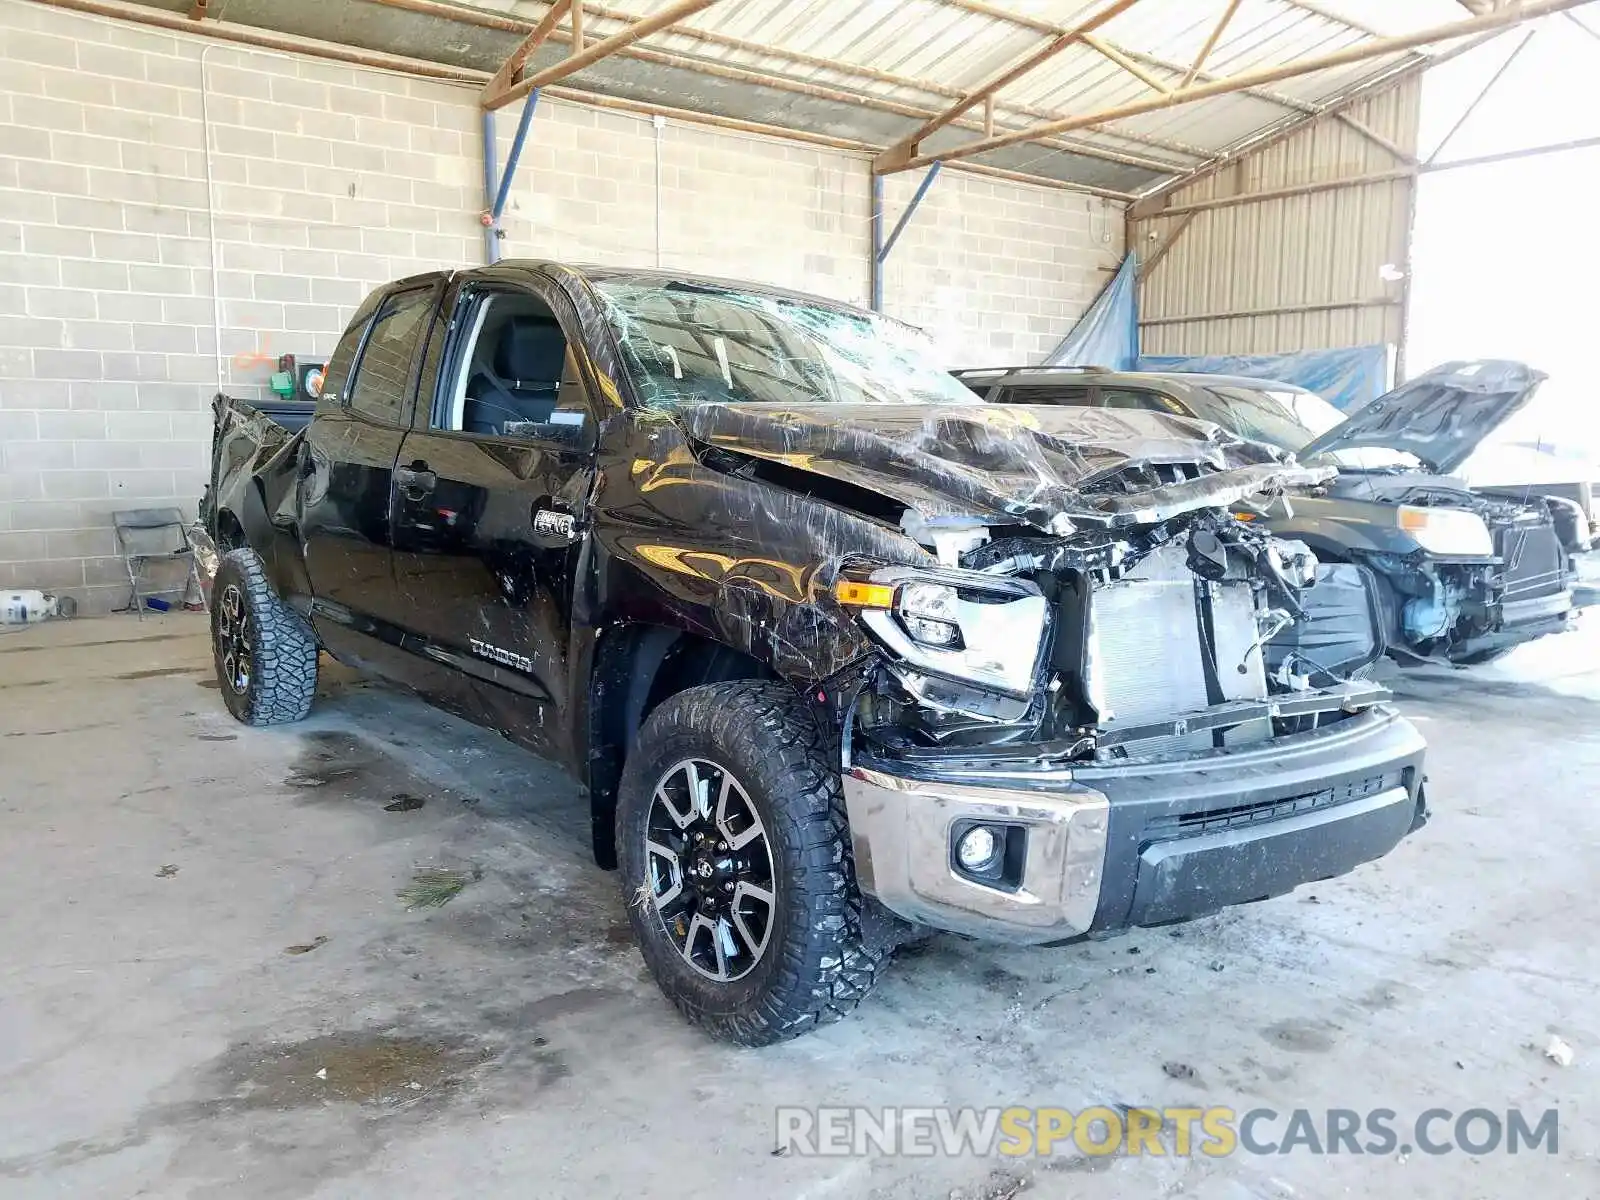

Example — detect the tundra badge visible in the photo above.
[469,638,534,673]
[532,509,577,540]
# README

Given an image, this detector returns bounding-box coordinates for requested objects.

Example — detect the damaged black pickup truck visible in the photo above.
[202,263,1427,1045]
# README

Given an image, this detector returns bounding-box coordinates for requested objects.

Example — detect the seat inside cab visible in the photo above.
[444,292,569,437]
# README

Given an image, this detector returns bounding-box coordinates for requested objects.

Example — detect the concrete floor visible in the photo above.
[2,612,1597,1200]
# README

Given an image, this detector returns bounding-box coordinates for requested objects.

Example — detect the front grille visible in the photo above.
[1144,771,1402,839]
[1498,521,1565,603]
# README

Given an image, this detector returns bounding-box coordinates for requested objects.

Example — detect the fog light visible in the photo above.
[956,825,1000,871]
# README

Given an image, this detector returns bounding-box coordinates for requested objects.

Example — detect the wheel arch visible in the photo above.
[584,623,781,868]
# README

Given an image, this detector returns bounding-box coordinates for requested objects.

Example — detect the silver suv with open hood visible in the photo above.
[961,359,1591,666]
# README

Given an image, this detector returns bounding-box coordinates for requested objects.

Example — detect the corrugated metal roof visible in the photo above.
[120,0,1571,197]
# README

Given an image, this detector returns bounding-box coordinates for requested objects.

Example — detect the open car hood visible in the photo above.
[678,402,1331,532]
[1299,360,1546,475]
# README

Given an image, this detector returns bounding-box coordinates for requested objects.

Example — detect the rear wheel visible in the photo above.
[211,548,318,726]
[617,681,887,1045]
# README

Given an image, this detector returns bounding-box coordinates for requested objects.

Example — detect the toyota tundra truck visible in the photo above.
[201,262,1428,1045]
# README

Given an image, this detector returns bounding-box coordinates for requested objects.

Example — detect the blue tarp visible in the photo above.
[1043,252,1390,410]
[1136,346,1392,412]
[1043,253,1138,370]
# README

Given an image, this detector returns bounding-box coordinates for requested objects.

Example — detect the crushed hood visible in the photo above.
[1299,360,1546,475]
[678,402,1330,532]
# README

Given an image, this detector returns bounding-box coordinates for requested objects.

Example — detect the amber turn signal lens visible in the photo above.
[834,580,895,609]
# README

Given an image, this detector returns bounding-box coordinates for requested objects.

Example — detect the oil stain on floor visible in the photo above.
[214,1032,494,1108]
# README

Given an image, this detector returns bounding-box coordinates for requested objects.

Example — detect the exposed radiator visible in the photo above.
[1088,541,1268,754]
[1497,520,1566,604]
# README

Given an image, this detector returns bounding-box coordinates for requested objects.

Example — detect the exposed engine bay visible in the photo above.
[853,500,1384,766]
[1317,471,1576,662]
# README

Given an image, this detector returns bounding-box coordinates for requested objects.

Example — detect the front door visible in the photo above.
[389,270,600,757]
[300,276,444,640]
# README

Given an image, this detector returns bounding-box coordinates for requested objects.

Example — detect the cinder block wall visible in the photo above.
[0,1,1124,614]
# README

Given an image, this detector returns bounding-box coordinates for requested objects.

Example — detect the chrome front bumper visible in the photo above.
[843,769,1110,943]
[844,707,1427,945]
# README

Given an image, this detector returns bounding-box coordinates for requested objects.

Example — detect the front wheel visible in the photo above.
[211,548,319,726]
[617,681,888,1045]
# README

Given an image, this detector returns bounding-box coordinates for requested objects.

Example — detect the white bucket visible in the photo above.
[2,590,74,624]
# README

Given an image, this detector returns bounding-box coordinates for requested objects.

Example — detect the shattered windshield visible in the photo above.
[1204,385,1418,470]
[593,276,978,409]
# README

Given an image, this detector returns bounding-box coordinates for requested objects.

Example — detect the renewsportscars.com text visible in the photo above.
[775,1106,1559,1159]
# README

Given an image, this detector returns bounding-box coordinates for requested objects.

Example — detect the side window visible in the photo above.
[1006,385,1093,406]
[1102,388,1188,415]
[435,289,587,440]
[315,293,380,413]
[346,287,435,426]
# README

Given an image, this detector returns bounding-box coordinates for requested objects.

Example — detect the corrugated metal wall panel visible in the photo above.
[1134,77,1421,357]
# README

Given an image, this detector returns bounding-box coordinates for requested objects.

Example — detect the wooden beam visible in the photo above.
[362,0,1207,161]
[873,0,1144,173]
[1181,0,1243,89]
[570,0,583,52]
[1082,33,1173,93]
[936,0,1343,121]
[481,0,571,110]
[484,0,719,112]
[1332,111,1415,163]
[1135,210,1196,280]
[1145,167,1417,218]
[1140,297,1401,326]
[1133,25,1512,213]
[887,0,1593,174]
[606,36,1191,175]
[31,0,1129,201]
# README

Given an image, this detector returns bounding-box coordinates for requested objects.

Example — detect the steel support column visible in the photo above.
[480,109,499,264]
[481,92,540,264]
[871,163,942,313]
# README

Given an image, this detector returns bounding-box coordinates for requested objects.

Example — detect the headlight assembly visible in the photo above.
[1396,505,1493,557]
[835,567,1049,696]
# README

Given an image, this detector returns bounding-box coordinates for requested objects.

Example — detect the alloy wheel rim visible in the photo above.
[644,758,776,983]
[216,584,252,695]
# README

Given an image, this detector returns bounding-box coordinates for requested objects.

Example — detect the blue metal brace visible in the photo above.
[870,162,942,312]
[480,90,541,265]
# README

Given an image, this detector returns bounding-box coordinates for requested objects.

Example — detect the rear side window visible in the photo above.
[1004,385,1093,406]
[346,287,435,426]
[1102,388,1188,415]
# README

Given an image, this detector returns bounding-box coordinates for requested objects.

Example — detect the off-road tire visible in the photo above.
[617,681,888,1045]
[211,548,318,726]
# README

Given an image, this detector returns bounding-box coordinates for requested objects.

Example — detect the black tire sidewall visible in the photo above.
[211,555,263,724]
[617,685,834,1027]
[209,549,316,726]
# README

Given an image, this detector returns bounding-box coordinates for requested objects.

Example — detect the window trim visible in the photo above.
[415,274,601,454]
[342,282,442,429]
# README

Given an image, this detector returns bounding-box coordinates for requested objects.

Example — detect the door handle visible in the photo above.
[395,463,437,500]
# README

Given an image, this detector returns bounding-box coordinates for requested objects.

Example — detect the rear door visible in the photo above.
[389,268,601,756]
[300,275,446,638]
